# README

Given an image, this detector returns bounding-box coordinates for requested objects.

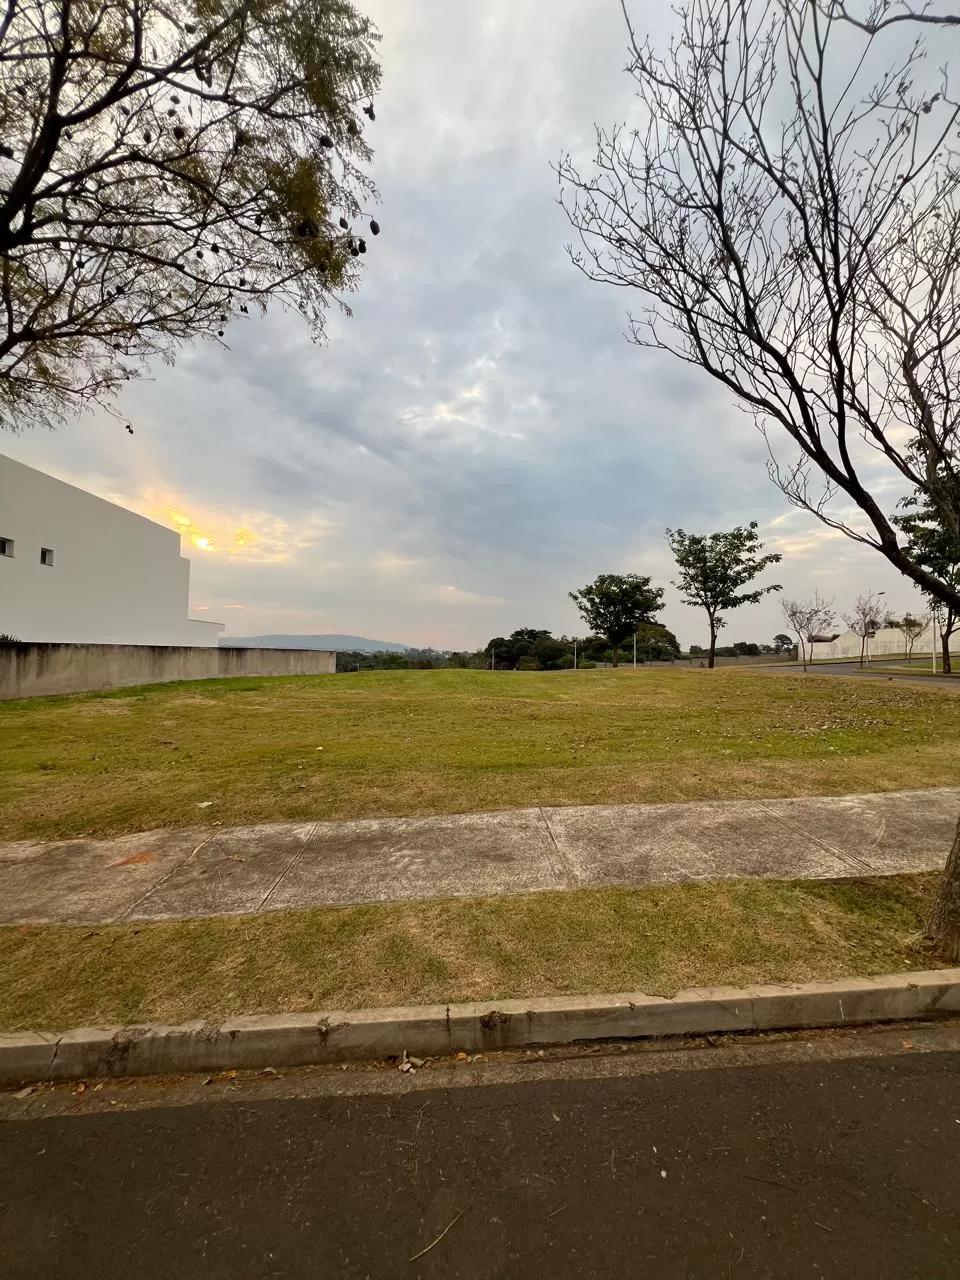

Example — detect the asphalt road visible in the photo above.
[761,660,960,689]
[3,1041,960,1279]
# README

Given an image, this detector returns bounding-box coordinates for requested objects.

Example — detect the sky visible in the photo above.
[0,0,928,650]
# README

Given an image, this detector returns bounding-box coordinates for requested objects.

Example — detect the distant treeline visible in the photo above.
[334,625,683,672]
[334,629,794,672]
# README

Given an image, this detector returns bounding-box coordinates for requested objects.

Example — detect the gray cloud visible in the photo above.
[1,0,930,650]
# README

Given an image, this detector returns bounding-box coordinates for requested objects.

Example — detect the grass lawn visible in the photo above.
[0,873,942,1031]
[1,667,958,841]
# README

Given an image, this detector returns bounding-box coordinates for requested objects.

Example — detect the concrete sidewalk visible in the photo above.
[1,787,956,926]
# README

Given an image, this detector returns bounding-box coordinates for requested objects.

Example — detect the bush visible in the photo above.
[558,654,575,669]
[515,656,541,671]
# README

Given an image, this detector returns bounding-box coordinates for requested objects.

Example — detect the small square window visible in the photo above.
[0,537,13,557]
[40,547,54,567]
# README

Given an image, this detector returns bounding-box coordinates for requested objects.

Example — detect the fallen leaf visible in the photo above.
[902,1040,914,1049]
[13,1086,35,1099]
[111,852,158,867]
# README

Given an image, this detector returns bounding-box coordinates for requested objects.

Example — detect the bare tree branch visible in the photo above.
[559,0,960,615]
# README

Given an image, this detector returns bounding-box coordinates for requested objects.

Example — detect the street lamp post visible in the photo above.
[867,591,886,664]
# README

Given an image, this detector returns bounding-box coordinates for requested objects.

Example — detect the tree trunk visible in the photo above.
[944,628,954,676]
[611,645,619,668]
[926,808,960,963]
[859,635,866,668]
[708,624,717,669]
[799,637,807,671]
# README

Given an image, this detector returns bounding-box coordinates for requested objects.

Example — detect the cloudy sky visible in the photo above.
[1,0,925,649]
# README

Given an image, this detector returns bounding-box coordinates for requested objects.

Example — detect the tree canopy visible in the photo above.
[666,523,781,667]
[568,572,665,666]
[0,0,380,430]
[893,478,960,672]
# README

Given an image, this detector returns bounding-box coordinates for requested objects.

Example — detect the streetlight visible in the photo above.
[866,591,885,664]
[932,606,943,675]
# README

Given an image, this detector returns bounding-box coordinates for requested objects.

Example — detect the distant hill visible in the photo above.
[219,633,410,652]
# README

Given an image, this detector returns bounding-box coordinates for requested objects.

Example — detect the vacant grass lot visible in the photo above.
[0,873,941,1030]
[0,668,957,841]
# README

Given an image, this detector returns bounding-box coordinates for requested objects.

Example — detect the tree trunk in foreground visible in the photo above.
[943,630,954,676]
[708,625,717,669]
[927,810,960,963]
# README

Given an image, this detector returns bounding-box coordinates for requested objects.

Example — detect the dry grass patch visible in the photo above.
[0,873,942,1031]
[0,668,957,840]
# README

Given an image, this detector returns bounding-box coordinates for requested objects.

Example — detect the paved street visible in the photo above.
[759,661,960,690]
[1,786,957,924]
[3,1031,960,1278]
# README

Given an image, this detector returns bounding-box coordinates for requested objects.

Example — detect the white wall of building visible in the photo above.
[810,625,960,661]
[0,454,223,646]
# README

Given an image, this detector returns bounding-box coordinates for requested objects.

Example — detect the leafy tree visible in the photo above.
[781,592,836,671]
[532,634,569,670]
[772,633,794,654]
[665,523,781,669]
[891,613,929,662]
[578,634,615,663]
[688,643,705,656]
[893,485,960,674]
[634,621,681,662]
[482,628,556,671]
[568,573,664,667]
[0,0,381,431]
[732,642,760,656]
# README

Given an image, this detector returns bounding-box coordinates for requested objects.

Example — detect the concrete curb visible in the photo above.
[3,969,960,1086]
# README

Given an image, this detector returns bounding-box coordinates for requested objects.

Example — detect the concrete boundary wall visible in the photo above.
[0,642,335,699]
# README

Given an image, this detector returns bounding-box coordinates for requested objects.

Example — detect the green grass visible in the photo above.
[1,668,958,841]
[0,873,941,1031]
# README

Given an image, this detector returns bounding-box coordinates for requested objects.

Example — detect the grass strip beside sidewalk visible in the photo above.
[0,874,944,1033]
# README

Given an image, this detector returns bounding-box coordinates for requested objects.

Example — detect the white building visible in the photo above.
[810,624,960,662]
[0,453,223,646]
